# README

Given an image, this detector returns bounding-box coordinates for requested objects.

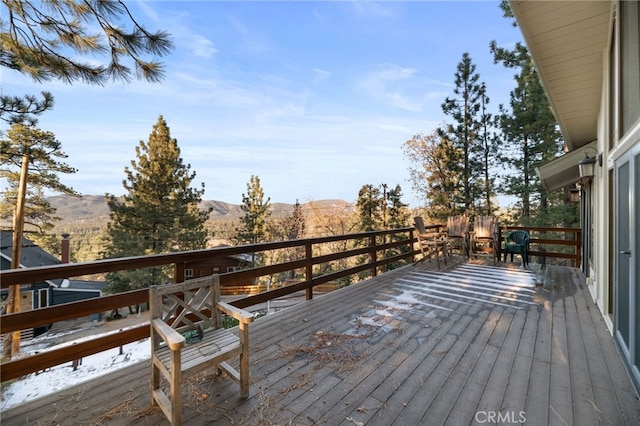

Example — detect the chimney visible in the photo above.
[61,233,70,263]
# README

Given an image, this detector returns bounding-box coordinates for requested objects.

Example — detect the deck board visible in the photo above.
[2,259,639,425]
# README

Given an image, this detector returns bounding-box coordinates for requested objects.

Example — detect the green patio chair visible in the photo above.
[503,230,530,267]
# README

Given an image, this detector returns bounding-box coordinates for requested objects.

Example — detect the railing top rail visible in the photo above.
[499,225,581,233]
[0,227,414,287]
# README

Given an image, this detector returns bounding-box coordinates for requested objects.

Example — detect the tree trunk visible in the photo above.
[3,153,29,358]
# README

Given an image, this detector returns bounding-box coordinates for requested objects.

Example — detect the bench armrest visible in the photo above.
[217,301,254,325]
[151,318,186,350]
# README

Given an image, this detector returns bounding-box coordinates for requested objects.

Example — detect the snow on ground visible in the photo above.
[1,285,452,411]
[1,335,151,411]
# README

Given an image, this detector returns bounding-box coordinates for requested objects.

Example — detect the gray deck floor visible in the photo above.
[3,258,639,425]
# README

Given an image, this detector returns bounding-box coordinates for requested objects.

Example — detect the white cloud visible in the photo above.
[313,68,332,84]
[357,65,423,112]
[348,0,397,19]
[191,35,218,59]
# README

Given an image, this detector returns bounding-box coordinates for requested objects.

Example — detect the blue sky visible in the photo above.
[4,1,523,207]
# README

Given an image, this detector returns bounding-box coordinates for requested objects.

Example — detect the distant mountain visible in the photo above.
[46,195,351,223]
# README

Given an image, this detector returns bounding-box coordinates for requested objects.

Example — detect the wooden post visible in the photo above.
[370,235,377,277]
[305,242,313,300]
[174,262,185,283]
[3,153,30,358]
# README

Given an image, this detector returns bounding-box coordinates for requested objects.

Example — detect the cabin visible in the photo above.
[0,232,105,334]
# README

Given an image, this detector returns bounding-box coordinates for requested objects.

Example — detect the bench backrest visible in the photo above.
[447,215,469,238]
[474,216,497,239]
[413,216,427,235]
[149,275,222,336]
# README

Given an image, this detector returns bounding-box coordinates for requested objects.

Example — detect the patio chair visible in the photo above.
[444,214,470,258]
[470,215,498,264]
[503,230,530,267]
[149,275,253,425]
[413,216,447,268]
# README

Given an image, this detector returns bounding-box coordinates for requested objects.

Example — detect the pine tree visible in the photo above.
[385,185,410,230]
[0,123,78,357]
[440,52,486,215]
[0,124,79,235]
[103,116,210,292]
[279,200,306,241]
[355,183,409,276]
[491,39,563,220]
[476,83,498,216]
[355,183,408,232]
[384,184,410,270]
[1,1,172,125]
[1,1,173,85]
[236,175,271,245]
[356,184,382,232]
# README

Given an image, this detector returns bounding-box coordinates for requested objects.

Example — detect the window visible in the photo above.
[185,269,193,278]
[39,288,48,309]
[621,0,640,136]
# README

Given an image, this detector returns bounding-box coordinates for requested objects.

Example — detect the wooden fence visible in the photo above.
[497,226,582,268]
[0,228,416,381]
[0,224,580,382]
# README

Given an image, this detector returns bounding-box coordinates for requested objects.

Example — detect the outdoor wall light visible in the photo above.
[578,146,602,181]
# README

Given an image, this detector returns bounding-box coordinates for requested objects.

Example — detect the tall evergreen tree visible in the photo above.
[475,83,498,215]
[0,122,78,357]
[0,124,79,236]
[236,175,271,245]
[491,4,563,221]
[384,184,410,269]
[280,200,306,241]
[103,116,210,292]
[355,183,408,231]
[356,184,382,232]
[440,52,486,215]
[385,185,410,230]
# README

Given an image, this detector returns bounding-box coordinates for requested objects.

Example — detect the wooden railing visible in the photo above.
[0,224,581,382]
[0,228,416,382]
[496,226,582,268]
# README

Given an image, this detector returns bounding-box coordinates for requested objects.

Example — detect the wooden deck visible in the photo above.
[3,258,639,425]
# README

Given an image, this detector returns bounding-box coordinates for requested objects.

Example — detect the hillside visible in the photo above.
[47,195,352,223]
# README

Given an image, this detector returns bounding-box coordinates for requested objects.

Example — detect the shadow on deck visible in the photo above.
[3,258,639,425]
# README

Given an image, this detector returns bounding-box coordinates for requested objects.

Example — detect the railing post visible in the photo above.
[410,228,416,263]
[370,235,377,277]
[305,242,313,300]
[174,262,185,283]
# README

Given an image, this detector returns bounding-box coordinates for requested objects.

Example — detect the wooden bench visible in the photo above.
[149,275,253,425]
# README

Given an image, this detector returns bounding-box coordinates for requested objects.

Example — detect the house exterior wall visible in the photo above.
[512,0,640,392]
[590,0,640,390]
[185,257,249,279]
